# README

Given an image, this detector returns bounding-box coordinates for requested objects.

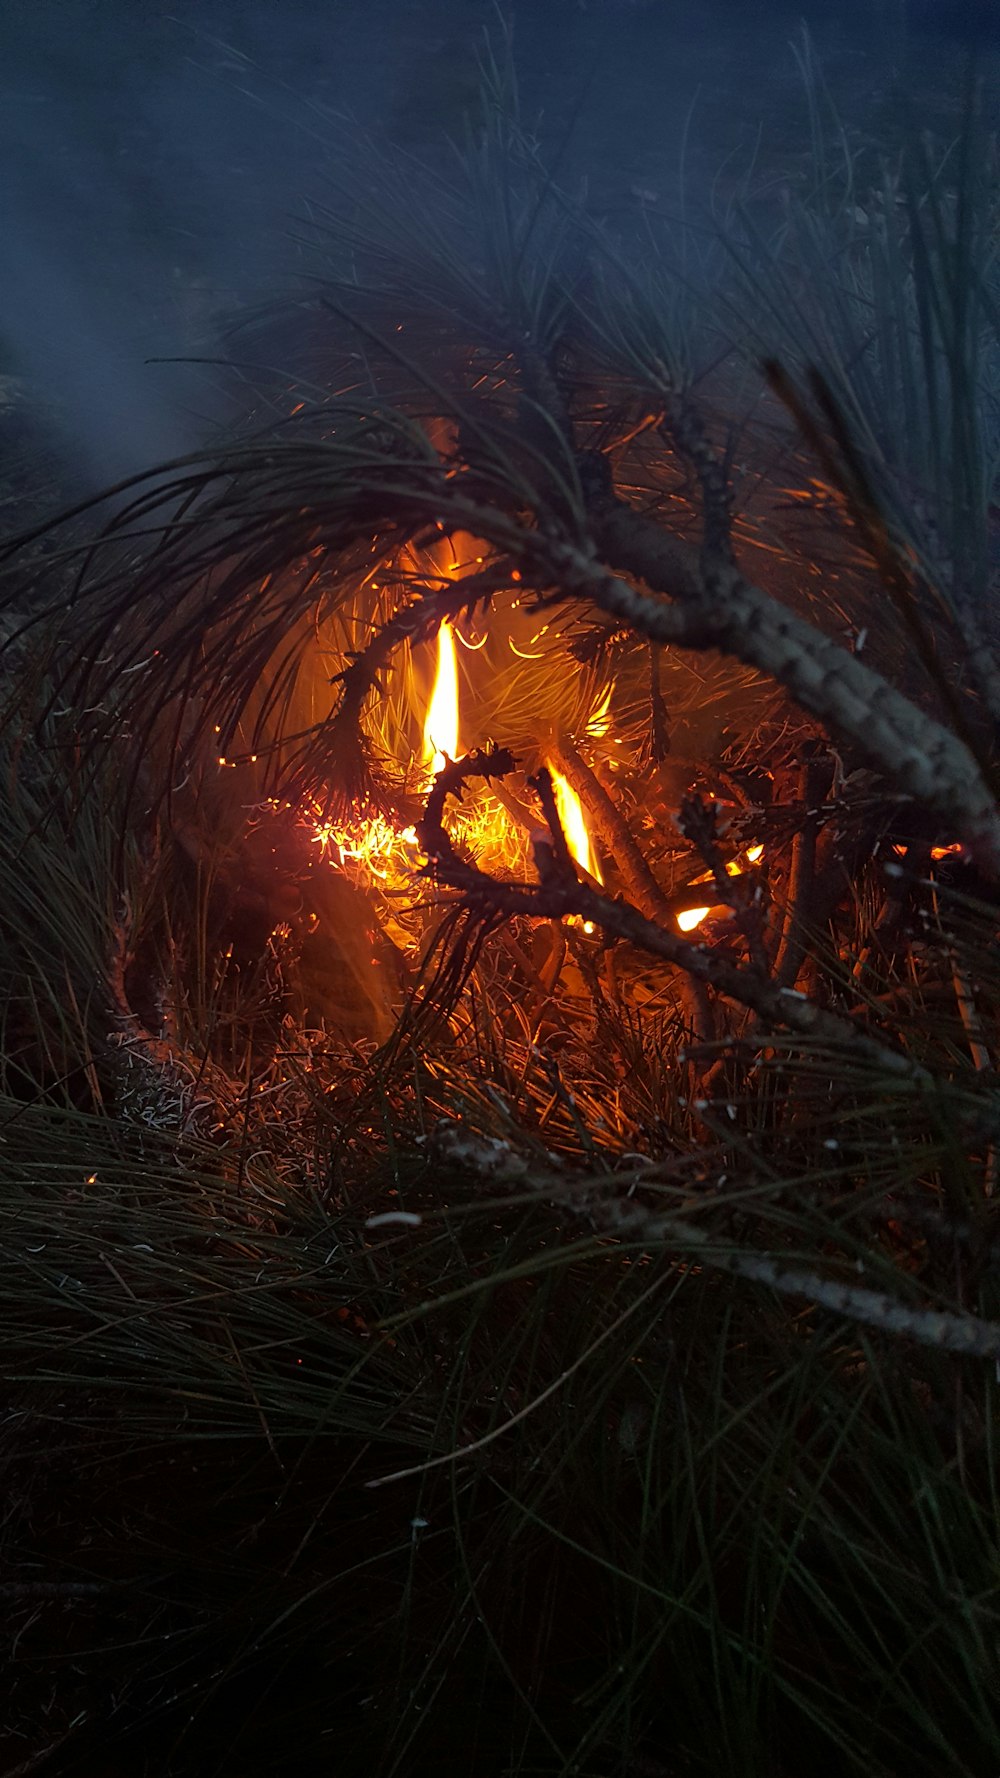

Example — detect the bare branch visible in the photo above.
[432,1124,1000,1360]
[415,769,930,1085]
[550,523,1000,878]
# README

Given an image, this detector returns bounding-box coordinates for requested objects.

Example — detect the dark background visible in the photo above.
[0,0,995,487]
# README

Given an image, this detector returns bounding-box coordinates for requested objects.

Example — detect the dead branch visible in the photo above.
[775,744,834,987]
[414,753,933,1085]
[543,516,1000,877]
[431,1123,1000,1360]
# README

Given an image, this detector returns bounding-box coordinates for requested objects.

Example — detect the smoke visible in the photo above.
[0,1,992,495]
[0,1,372,490]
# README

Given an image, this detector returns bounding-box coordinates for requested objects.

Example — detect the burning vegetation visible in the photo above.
[2,35,1000,1778]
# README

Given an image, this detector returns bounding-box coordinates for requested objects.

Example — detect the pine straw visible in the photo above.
[2,1048,999,1776]
[2,742,999,1773]
[3,29,1000,1778]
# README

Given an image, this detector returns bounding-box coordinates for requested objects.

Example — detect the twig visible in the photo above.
[660,392,735,568]
[648,642,670,763]
[0,1582,109,1599]
[675,792,769,978]
[428,1125,1000,1360]
[528,764,574,875]
[775,744,833,988]
[1,1732,80,1778]
[414,760,931,1085]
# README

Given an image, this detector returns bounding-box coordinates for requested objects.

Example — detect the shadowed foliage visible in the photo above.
[2,27,1000,1778]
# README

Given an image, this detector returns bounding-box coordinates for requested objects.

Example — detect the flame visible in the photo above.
[725,842,765,876]
[677,905,711,932]
[424,623,460,775]
[586,684,614,739]
[549,767,602,882]
[678,842,764,931]
[893,840,962,860]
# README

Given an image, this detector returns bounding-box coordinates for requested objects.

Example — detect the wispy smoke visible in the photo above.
[0,1,991,493]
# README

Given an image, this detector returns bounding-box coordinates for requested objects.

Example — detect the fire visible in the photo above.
[549,767,602,882]
[423,622,460,776]
[309,804,418,879]
[892,841,962,860]
[586,684,613,739]
[677,842,765,933]
[677,904,711,932]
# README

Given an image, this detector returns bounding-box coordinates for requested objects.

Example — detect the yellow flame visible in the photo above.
[745,843,764,863]
[424,623,460,775]
[549,767,602,882]
[586,684,614,738]
[677,905,710,932]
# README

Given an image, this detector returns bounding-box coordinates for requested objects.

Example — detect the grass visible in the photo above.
[2,25,1000,1778]
[4,1079,998,1775]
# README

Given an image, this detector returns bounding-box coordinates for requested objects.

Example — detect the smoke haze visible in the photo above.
[0,0,995,491]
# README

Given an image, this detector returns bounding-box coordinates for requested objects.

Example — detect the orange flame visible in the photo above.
[677,843,764,932]
[549,767,602,882]
[424,623,460,775]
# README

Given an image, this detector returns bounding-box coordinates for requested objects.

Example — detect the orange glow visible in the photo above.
[677,905,711,932]
[894,841,961,860]
[679,842,763,930]
[586,684,614,739]
[549,767,602,882]
[423,623,460,775]
[310,805,420,880]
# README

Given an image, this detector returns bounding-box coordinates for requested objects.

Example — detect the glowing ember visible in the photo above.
[893,841,962,860]
[745,843,764,864]
[549,767,602,882]
[424,623,460,776]
[310,805,419,880]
